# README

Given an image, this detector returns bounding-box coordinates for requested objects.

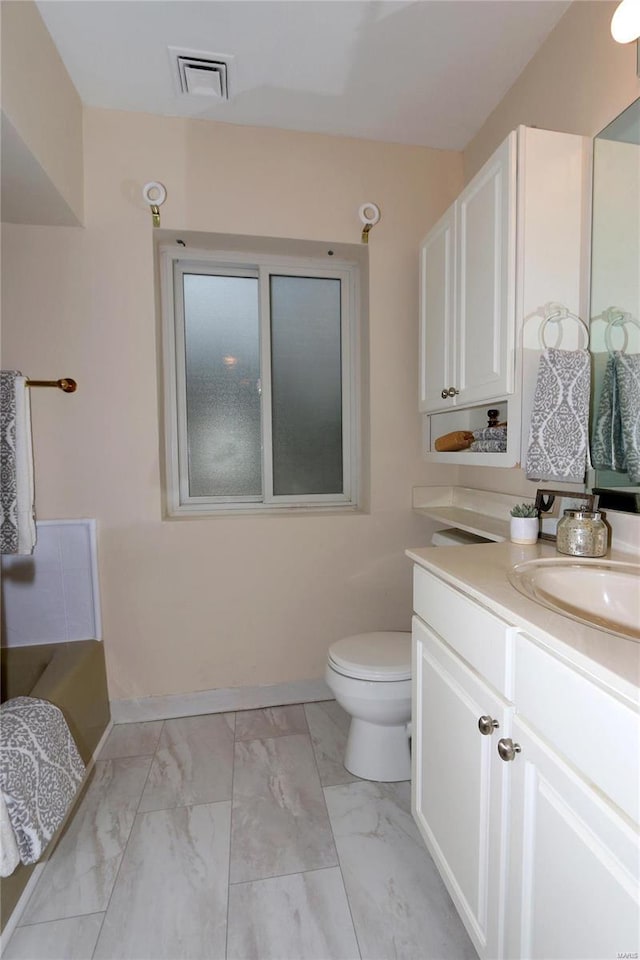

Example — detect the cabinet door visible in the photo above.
[456,132,516,405]
[505,716,639,960]
[419,205,455,412]
[412,615,511,959]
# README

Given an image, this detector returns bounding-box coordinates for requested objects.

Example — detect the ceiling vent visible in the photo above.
[169,47,233,100]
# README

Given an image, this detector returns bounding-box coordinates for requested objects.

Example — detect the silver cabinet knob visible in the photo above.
[447,387,460,397]
[497,738,521,762]
[441,388,449,399]
[478,715,499,736]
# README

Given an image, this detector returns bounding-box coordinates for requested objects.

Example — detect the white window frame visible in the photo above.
[160,245,361,516]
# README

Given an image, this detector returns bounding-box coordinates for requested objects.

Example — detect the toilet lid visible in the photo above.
[328,632,411,681]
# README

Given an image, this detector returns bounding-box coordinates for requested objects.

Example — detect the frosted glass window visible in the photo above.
[162,247,359,514]
[183,274,261,497]
[270,276,343,495]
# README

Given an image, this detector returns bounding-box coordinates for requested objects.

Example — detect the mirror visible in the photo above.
[589,97,640,511]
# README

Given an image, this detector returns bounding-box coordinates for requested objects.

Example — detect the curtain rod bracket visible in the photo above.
[26,378,77,393]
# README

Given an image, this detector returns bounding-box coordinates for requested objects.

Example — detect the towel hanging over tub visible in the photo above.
[0,697,85,867]
[0,792,20,877]
[525,348,591,483]
[0,371,36,554]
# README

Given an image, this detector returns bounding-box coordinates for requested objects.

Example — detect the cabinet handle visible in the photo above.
[478,715,499,736]
[447,387,460,397]
[497,738,521,762]
[441,388,449,399]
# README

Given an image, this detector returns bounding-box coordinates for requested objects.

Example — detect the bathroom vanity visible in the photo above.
[406,539,639,960]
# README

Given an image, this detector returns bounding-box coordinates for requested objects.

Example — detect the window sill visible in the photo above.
[163,503,366,520]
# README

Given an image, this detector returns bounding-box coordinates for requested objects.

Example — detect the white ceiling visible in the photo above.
[36,0,571,150]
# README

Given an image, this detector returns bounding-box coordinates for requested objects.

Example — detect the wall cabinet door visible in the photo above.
[412,615,511,959]
[419,205,455,412]
[456,132,516,406]
[418,131,516,415]
[505,716,639,960]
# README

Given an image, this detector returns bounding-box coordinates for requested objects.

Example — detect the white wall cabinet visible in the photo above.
[411,563,639,960]
[419,126,588,466]
[419,133,516,415]
[419,205,455,412]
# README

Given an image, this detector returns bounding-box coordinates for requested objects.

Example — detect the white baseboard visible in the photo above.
[1,719,114,950]
[110,677,333,724]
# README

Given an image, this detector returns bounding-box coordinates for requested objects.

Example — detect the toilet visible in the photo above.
[326,527,489,782]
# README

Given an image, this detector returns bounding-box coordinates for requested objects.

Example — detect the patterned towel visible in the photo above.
[0,371,36,554]
[0,792,20,877]
[616,353,640,483]
[592,353,626,473]
[472,427,508,442]
[591,353,640,482]
[0,697,85,865]
[526,348,590,483]
[470,440,507,453]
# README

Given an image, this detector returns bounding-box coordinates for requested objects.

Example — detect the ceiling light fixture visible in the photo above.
[611,0,640,43]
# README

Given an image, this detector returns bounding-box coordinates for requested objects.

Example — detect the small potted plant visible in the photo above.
[510,503,539,544]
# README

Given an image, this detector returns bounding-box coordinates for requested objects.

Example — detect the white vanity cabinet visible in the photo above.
[412,565,515,959]
[410,561,640,960]
[504,632,639,960]
[413,616,511,960]
[505,714,639,960]
[419,125,588,465]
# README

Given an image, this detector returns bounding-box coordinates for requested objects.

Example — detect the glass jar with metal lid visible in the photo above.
[556,510,608,557]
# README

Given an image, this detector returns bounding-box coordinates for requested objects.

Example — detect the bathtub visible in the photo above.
[0,639,110,930]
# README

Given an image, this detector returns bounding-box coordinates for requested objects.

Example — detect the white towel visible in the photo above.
[0,697,85,866]
[0,371,36,554]
[526,348,591,483]
[0,792,20,877]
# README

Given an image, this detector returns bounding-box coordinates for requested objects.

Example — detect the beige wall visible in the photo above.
[465,1,640,180]
[2,108,461,699]
[457,0,640,499]
[1,0,83,223]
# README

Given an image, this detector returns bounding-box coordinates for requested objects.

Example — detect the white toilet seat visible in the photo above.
[327,631,411,682]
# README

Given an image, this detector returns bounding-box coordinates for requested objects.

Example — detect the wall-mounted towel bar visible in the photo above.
[26,378,77,393]
[539,304,589,349]
[598,308,640,354]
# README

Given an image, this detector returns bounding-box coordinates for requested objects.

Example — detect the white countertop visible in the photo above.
[406,539,640,706]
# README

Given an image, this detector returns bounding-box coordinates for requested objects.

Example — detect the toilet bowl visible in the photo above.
[326,528,491,783]
[325,631,412,782]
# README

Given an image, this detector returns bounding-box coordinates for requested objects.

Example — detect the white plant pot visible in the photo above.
[510,516,539,544]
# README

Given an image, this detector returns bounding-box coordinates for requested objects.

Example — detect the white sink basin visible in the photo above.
[508,558,640,642]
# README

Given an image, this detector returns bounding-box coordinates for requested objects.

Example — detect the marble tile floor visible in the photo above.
[5,701,477,960]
